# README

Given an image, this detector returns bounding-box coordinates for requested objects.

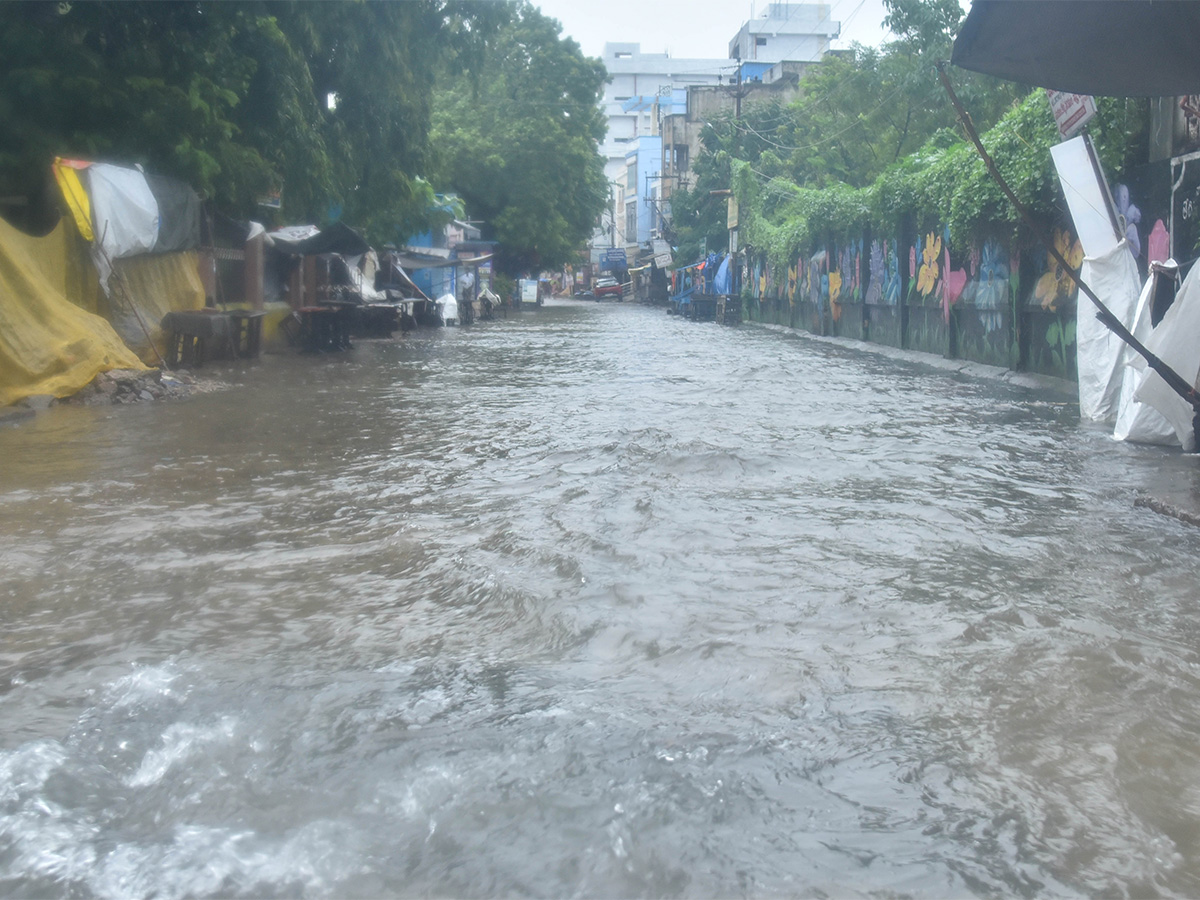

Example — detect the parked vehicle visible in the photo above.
[594,277,623,299]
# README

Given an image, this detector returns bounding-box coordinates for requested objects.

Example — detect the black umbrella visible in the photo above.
[952,0,1200,97]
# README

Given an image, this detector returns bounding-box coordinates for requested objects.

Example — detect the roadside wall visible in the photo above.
[739,207,1168,381]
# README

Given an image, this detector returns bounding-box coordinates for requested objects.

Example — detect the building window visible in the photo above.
[756,36,768,46]
[627,159,637,193]
[626,201,638,243]
[674,145,689,173]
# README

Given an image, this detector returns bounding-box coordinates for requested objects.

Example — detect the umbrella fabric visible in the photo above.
[952,1,1200,97]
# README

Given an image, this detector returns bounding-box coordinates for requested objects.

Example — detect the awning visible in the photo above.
[387,261,432,302]
[269,221,371,256]
[392,251,493,270]
[952,1,1200,97]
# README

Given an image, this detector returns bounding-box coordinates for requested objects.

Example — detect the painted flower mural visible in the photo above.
[829,270,842,306]
[1114,183,1142,258]
[972,240,1009,333]
[838,244,859,303]
[809,250,826,307]
[1034,228,1084,312]
[917,232,942,299]
[866,241,884,305]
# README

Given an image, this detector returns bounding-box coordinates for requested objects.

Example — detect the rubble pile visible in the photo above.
[59,369,201,406]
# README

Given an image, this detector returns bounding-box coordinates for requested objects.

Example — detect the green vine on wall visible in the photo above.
[732,89,1129,274]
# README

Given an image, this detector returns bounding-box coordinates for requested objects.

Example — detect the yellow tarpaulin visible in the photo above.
[0,215,147,407]
[109,251,206,363]
[52,158,94,243]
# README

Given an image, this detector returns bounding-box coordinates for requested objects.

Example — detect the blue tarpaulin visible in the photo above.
[713,255,732,295]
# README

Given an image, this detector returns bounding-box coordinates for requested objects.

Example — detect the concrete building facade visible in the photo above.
[728,2,840,65]
[591,43,729,268]
[588,5,840,270]
[660,61,811,210]
[623,135,664,251]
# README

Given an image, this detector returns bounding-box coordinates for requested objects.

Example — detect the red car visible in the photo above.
[594,277,623,299]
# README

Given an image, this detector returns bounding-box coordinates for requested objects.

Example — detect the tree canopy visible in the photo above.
[0,1,507,242]
[671,0,1036,261]
[429,2,609,275]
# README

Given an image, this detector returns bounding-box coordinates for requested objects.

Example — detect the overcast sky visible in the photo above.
[531,0,896,62]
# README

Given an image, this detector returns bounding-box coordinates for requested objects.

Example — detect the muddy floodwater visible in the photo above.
[4,300,1200,898]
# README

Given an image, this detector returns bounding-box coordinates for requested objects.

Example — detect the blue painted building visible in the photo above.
[403,216,483,299]
[623,135,663,252]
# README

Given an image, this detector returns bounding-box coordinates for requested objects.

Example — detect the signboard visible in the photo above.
[601,248,627,267]
[520,279,539,303]
[727,197,739,230]
[1047,90,1098,139]
[1050,134,1120,258]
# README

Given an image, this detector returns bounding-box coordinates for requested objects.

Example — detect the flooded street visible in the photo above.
[4,299,1200,897]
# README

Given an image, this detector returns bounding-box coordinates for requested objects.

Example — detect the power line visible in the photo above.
[733,80,907,153]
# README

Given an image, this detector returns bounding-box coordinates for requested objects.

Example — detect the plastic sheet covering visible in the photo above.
[1134,263,1200,451]
[145,173,200,252]
[0,215,146,407]
[1076,240,1140,422]
[52,159,94,242]
[1113,268,1177,445]
[438,292,458,324]
[109,251,205,363]
[266,224,320,248]
[713,255,732,295]
[345,252,386,302]
[88,163,160,261]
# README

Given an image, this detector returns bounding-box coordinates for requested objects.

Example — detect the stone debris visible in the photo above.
[46,368,223,408]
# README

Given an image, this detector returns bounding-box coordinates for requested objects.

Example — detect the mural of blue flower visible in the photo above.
[1114,183,1142,258]
[974,239,1009,333]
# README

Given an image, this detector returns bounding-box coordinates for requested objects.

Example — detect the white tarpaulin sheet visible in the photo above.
[266,225,320,248]
[345,252,386,302]
[86,163,161,292]
[88,163,160,262]
[1076,240,1140,422]
[1134,262,1200,451]
[1113,266,1177,445]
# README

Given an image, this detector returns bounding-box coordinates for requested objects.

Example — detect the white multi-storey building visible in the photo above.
[728,2,840,65]
[587,6,841,272]
[591,43,728,268]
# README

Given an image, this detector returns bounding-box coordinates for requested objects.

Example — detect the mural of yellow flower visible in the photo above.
[917,232,942,297]
[1034,229,1084,312]
[828,271,842,305]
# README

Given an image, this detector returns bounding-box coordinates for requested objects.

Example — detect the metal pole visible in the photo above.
[936,62,1200,413]
[95,223,170,370]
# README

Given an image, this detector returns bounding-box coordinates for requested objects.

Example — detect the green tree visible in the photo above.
[672,0,1028,261]
[0,1,503,241]
[429,2,608,274]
